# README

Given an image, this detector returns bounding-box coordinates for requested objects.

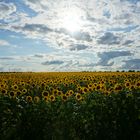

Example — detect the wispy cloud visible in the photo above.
[0,40,10,46]
[0,2,16,20]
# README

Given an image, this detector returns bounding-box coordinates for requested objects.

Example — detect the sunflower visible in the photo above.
[26,96,32,103]
[104,90,111,95]
[52,89,58,96]
[80,98,84,102]
[88,84,93,88]
[76,86,81,92]
[49,95,55,102]
[79,87,87,95]
[43,96,49,102]
[83,87,89,93]
[34,96,40,103]
[125,82,131,88]
[65,92,70,97]
[61,95,67,101]
[16,90,22,96]
[49,87,53,92]
[57,91,63,96]
[44,85,49,90]
[75,93,82,101]
[64,83,68,87]
[68,90,74,96]
[109,87,113,93]
[129,85,135,91]
[22,88,27,94]
[93,83,97,87]
[1,89,7,95]
[88,87,93,92]
[135,81,140,88]
[0,84,5,89]
[100,80,105,84]
[32,83,36,88]
[20,82,25,86]
[57,87,61,91]
[41,82,45,87]
[114,84,123,92]
[12,84,18,90]
[9,91,17,98]
[95,85,101,91]
[42,91,49,97]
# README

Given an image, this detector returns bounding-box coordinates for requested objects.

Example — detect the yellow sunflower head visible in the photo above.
[49,95,55,102]
[16,90,22,96]
[65,92,70,97]
[75,93,82,101]
[9,91,17,98]
[22,88,27,94]
[61,95,67,101]
[26,96,32,103]
[114,84,123,92]
[42,91,49,97]
[68,90,74,96]
[12,84,18,90]
[129,85,135,91]
[1,89,7,95]
[43,96,49,102]
[0,84,6,89]
[20,82,25,86]
[57,91,63,96]
[52,89,58,96]
[83,87,89,93]
[88,84,93,88]
[125,82,131,88]
[34,96,40,103]
[136,82,140,88]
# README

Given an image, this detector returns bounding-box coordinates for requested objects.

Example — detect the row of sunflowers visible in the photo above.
[0,72,140,103]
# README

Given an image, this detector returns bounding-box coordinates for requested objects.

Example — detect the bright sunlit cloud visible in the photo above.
[59,7,84,33]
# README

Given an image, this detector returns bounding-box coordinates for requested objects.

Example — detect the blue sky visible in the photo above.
[0,0,140,72]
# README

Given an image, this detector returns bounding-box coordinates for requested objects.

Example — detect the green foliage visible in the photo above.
[0,92,140,140]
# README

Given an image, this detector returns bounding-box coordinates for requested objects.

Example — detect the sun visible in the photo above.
[62,11,81,32]
[59,7,84,33]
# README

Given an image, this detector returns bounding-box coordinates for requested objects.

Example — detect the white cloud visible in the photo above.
[0,39,18,48]
[0,40,10,46]
[0,2,16,20]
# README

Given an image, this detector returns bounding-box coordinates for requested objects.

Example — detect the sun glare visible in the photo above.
[59,7,84,33]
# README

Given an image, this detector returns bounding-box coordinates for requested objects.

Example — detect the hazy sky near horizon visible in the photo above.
[0,0,140,72]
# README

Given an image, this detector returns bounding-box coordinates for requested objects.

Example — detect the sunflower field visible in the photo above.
[0,72,140,140]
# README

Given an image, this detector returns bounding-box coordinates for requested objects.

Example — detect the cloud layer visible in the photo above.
[0,2,16,20]
[0,0,140,71]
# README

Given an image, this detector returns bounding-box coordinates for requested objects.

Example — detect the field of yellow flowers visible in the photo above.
[0,72,140,140]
